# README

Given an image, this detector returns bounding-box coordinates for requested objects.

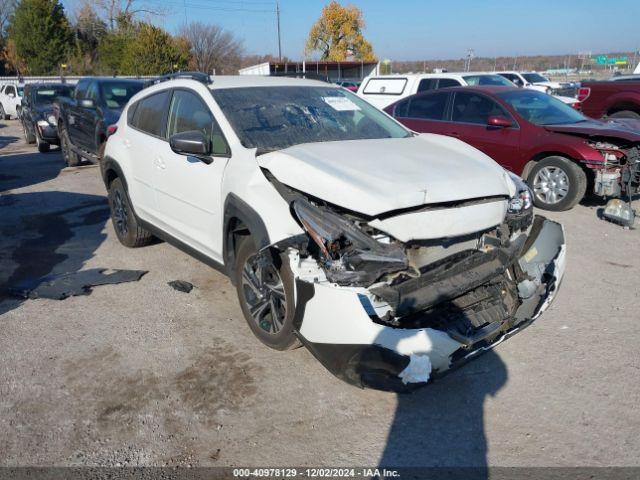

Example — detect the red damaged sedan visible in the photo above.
[385,87,640,211]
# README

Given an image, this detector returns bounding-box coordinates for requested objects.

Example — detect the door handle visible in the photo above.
[154,157,166,170]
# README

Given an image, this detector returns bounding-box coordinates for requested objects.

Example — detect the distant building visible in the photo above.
[239,60,379,82]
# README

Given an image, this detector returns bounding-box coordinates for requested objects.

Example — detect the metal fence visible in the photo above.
[0,75,156,85]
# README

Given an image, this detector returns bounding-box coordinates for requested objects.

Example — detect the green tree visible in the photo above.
[8,0,72,74]
[305,1,375,61]
[120,22,189,75]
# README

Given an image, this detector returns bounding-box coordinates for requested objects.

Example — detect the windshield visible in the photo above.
[497,90,586,125]
[100,81,142,109]
[522,73,548,83]
[463,75,514,86]
[33,85,74,105]
[212,86,410,152]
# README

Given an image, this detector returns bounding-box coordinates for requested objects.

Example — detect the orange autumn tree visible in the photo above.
[304,1,375,61]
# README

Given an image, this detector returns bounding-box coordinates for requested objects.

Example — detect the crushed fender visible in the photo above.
[9,268,148,300]
[168,280,194,293]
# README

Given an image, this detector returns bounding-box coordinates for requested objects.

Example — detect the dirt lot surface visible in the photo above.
[1,118,639,469]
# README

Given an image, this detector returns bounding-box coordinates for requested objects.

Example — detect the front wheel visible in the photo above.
[234,236,300,351]
[527,156,587,211]
[59,125,80,166]
[35,129,50,152]
[0,104,9,120]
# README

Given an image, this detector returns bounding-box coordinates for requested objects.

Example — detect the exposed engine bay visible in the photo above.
[260,169,566,391]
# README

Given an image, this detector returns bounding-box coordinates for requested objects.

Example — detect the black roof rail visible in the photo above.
[144,71,213,88]
[270,71,331,83]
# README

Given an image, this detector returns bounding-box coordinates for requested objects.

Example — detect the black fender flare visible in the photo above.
[100,155,127,191]
[223,193,270,280]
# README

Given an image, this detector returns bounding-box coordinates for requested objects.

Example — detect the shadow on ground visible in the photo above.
[0,191,110,315]
[0,152,66,192]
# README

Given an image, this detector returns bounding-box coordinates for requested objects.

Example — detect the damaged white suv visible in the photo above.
[102,73,566,391]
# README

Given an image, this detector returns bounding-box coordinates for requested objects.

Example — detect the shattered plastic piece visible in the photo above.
[168,280,194,293]
[10,268,148,300]
[398,353,432,384]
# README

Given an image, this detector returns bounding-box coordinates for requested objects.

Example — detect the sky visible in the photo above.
[64,0,640,61]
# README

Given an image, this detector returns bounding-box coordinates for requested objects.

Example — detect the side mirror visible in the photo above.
[169,130,211,160]
[487,115,513,128]
[80,99,95,108]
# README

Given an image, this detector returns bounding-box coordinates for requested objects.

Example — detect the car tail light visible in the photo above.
[106,124,118,137]
[576,87,591,102]
[571,101,581,110]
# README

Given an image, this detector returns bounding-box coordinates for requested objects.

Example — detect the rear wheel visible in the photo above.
[59,124,80,166]
[608,110,640,120]
[107,177,153,248]
[0,104,8,120]
[234,236,300,351]
[527,156,587,211]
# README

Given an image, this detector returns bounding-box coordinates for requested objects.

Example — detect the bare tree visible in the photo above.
[0,0,17,36]
[93,0,163,30]
[179,21,244,75]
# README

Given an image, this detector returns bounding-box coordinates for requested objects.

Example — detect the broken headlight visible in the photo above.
[507,172,533,214]
[292,199,408,286]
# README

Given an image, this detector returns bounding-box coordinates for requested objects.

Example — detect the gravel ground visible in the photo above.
[1,118,639,469]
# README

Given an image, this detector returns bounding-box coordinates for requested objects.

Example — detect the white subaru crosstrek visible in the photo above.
[102,73,566,391]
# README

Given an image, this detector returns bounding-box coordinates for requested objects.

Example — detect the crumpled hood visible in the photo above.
[258,134,512,217]
[544,119,640,143]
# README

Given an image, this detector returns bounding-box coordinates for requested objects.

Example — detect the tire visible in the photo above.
[234,236,300,351]
[107,177,153,248]
[608,110,640,120]
[35,129,50,152]
[0,104,8,120]
[59,124,81,166]
[527,156,587,211]
[22,120,36,144]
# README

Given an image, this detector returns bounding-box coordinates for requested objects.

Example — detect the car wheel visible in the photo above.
[59,125,80,166]
[22,120,36,144]
[527,156,587,211]
[608,110,640,120]
[107,177,153,248]
[0,104,8,120]
[234,236,300,351]
[35,129,50,152]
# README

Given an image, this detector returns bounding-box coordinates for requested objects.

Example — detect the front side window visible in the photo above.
[33,85,73,105]
[100,81,143,109]
[407,93,449,120]
[500,73,523,86]
[497,90,586,125]
[132,90,170,137]
[167,90,229,156]
[417,78,436,92]
[436,78,461,88]
[212,86,410,153]
[452,92,510,125]
[75,79,89,99]
[522,73,548,84]
[462,75,514,87]
[85,82,99,101]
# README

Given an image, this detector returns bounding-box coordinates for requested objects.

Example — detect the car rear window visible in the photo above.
[363,78,407,95]
[131,90,170,137]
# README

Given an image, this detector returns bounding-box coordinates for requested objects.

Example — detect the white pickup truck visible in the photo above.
[0,82,24,119]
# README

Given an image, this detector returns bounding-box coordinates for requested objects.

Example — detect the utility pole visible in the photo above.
[276,0,282,61]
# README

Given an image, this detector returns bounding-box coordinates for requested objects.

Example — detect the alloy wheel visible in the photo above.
[241,255,287,335]
[533,166,570,205]
[112,190,129,236]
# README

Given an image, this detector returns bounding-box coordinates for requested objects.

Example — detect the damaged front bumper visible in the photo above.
[290,216,566,392]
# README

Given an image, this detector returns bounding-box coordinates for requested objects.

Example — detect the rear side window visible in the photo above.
[417,79,437,92]
[452,92,509,125]
[363,78,407,95]
[127,101,139,125]
[407,93,449,120]
[131,90,170,137]
[75,79,89,99]
[393,99,410,117]
[167,90,229,156]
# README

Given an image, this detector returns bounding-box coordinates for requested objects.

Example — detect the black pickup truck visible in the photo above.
[56,77,143,166]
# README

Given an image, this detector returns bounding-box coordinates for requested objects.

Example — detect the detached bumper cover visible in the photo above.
[294,216,566,392]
